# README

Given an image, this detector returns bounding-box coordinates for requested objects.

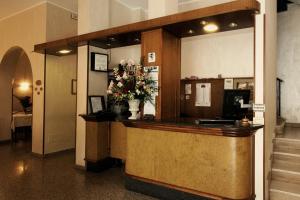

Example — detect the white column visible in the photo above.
[254,0,265,199]
[148,0,178,19]
[76,0,110,167]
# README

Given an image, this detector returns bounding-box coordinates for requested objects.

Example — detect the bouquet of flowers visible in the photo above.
[107,59,157,104]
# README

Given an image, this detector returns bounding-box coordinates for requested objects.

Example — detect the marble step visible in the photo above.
[273,161,300,174]
[270,180,300,200]
[272,169,300,185]
[274,138,300,155]
[273,152,300,164]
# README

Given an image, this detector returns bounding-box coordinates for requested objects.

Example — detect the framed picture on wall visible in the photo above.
[91,52,108,72]
[89,95,106,114]
[71,79,77,95]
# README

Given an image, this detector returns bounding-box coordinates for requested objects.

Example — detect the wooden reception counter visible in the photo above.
[81,115,262,200]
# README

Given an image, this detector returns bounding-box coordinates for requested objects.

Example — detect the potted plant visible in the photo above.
[107,59,157,119]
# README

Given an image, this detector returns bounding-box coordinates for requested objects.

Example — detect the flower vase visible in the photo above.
[128,99,140,120]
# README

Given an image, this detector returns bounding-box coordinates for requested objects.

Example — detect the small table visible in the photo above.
[11,112,32,142]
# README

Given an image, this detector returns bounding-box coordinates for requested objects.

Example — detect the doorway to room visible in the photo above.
[0,46,33,151]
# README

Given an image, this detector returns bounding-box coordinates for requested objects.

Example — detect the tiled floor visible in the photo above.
[277,126,300,140]
[0,141,156,200]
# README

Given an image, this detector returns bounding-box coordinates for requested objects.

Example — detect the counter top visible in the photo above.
[80,114,263,137]
[122,119,263,137]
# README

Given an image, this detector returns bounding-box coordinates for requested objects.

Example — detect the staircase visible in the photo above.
[270,136,300,200]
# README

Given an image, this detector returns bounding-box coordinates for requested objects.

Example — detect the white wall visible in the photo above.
[44,54,77,154]
[88,46,108,114]
[181,28,254,79]
[110,45,141,68]
[110,0,144,27]
[278,4,300,123]
[0,4,47,154]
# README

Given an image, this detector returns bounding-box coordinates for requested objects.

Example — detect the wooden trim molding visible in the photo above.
[122,120,263,137]
[34,0,260,55]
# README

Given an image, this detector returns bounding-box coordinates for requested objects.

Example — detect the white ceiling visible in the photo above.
[118,0,193,9]
[0,0,77,21]
[0,0,197,22]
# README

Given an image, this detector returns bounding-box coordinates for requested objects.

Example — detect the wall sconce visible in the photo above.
[19,82,30,91]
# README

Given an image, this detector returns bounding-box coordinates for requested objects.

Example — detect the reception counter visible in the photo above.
[81,114,262,200]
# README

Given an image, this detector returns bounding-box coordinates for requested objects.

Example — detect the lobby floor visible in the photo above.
[0,141,156,200]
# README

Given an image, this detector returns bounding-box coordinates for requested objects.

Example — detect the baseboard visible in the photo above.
[286,123,300,128]
[31,152,44,158]
[74,164,86,171]
[43,148,75,158]
[0,139,11,145]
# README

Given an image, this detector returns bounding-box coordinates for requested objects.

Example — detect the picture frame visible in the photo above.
[91,52,108,72]
[71,79,77,95]
[89,95,106,114]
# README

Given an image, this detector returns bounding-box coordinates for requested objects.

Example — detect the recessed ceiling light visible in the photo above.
[106,43,111,46]
[203,23,219,33]
[200,20,207,25]
[188,29,195,34]
[57,49,72,54]
[109,37,116,41]
[229,22,238,28]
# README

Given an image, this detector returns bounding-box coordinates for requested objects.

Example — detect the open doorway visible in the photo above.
[0,47,33,151]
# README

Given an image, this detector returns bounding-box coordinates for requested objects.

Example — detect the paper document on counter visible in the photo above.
[195,83,211,107]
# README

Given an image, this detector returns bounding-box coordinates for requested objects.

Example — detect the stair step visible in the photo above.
[274,145,300,155]
[273,152,300,164]
[272,169,300,185]
[270,180,300,200]
[274,138,300,148]
[273,161,300,173]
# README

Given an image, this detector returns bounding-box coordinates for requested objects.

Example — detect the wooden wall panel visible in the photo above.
[141,29,181,120]
[110,122,127,160]
[126,127,254,199]
[180,79,224,118]
[85,121,109,162]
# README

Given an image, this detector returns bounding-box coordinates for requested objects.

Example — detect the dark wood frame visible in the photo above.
[90,52,108,72]
[88,95,106,114]
[71,79,77,95]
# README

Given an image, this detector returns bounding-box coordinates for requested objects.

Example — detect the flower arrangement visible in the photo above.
[107,59,157,104]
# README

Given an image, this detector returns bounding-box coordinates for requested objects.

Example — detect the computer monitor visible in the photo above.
[222,89,250,120]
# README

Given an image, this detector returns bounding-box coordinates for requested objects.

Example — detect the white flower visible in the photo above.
[116,75,122,81]
[127,59,135,66]
[120,59,126,66]
[107,89,112,94]
[117,82,123,88]
[108,80,114,90]
[122,72,128,79]
[136,89,140,95]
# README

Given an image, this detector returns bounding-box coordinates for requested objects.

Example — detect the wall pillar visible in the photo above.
[76,0,110,167]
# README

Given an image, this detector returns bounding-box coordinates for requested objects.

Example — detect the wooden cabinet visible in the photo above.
[85,121,110,162]
[110,122,127,160]
[141,29,181,120]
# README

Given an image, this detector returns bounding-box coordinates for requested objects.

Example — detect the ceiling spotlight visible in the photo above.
[109,37,116,41]
[57,49,72,54]
[203,23,219,33]
[188,29,195,34]
[200,20,207,25]
[229,22,238,28]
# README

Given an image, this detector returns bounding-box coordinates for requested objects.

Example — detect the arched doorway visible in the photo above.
[0,47,33,149]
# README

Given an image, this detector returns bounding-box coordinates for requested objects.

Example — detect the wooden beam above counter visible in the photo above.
[34,0,260,56]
